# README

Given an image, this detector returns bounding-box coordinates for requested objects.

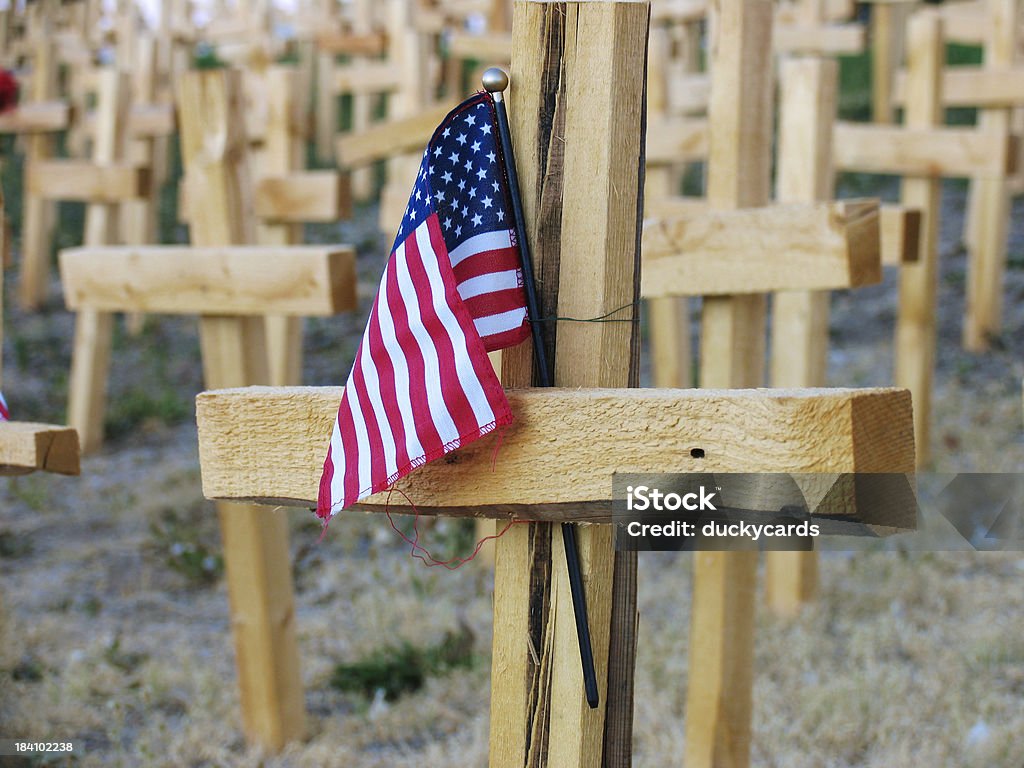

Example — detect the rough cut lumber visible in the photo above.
[177,68,305,753]
[893,66,1024,108]
[642,199,880,295]
[963,0,1017,351]
[0,101,69,132]
[447,30,513,60]
[773,22,865,54]
[0,423,81,476]
[195,386,916,514]
[254,173,352,222]
[60,246,356,316]
[83,103,176,137]
[896,11,944,466]
[690,2,773,765]
[315,30,388,56]
[485,2,650,765]
[336,102,455,168]
[27,161,150,203]
[832,123,1016,178]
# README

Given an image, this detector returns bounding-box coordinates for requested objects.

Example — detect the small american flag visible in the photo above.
[0,391,9,421]
[317,92,530,520]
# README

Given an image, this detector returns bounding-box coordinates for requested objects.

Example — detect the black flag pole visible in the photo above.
[483,67,600,710]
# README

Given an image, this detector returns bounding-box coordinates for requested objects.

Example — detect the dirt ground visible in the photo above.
[1,170,1023,767]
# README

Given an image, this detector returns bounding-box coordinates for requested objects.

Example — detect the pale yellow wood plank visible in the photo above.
[254,172,352,222]
[774,21,865,54]
[893,66,1024,108]
[336,102,456,168]
[0,101,69,133]
[0,422,81,476]
[964,0,1017,351]
[832,123,1014,177]
[195,386,916,512]
[895,10,944,467]
[19,37,59,309]
[26,161,150,203]
[66,68,130,456]
[177,68,305,753]
[642,200,880,295]
[60,246,356,316]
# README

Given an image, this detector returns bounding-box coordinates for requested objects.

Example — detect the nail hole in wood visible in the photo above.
[690,448,705,459]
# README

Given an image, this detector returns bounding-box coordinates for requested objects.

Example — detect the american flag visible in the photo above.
[0,391,8,421]
[317,92,530,520]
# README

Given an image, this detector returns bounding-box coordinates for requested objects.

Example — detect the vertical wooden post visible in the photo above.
[489,2,648,766]
[871,1,911,125]
[378,0,428,234]
[256,66,306,387]
[686,2,772,766]
[19,35,57,309]
[895,10,943,467]
[66,69,131,454]
[765,57,837,615]
[177,69,305,752]
[647,23,692,390]
[349,0,375,199]
[963,0,1016,351]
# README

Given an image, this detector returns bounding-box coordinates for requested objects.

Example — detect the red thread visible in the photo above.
[384,487,524,570]
[489,424,508,472]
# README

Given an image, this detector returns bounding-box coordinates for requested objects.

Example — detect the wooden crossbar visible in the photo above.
[60,246,356,316]
[0,101,70,132]
[196,386,915,514]
[253,173,352,222]
[315,30,388,56]
[0,423,80,476]
[642,199,880,295]
[336,102,456,167]
[833,123,1017,177]
[27,161,150,203]
[893,66,1024,108]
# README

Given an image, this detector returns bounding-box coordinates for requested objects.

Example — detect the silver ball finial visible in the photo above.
[482,67,509,94]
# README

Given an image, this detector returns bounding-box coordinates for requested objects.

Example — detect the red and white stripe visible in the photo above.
[0,391,8,421]
[317,213,517,519]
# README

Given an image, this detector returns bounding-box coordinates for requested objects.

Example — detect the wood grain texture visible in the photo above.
[0,423,81,476]
[66,68,130,455]
[833,123,1014,178]
[642,200,880,295]
[895,10,944,467]
[773,21,864,54]
[195,386,915,512]
[488,3,649,766]
[60,246,356,315]
[178,68,305,753]
[336,102,455,168]
[646,116,708,164]
[26,161,150,203]
[963,0,1017,351]
[254,172,352,222]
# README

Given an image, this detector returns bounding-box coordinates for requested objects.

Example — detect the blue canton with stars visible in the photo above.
[393,93,512,254]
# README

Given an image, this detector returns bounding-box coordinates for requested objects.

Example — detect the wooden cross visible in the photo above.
[179,63,350,389]
[62,68,357,752]
[832,8,1013,463]
[891,0,1021,351]
[194,0,916,762]
[0,35,66,310]
[0,191,79,476]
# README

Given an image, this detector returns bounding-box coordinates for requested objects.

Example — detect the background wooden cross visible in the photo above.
[194,1,916,763]
[0,189,79,476]
[890,0,1021,351]
[60,68,357,752]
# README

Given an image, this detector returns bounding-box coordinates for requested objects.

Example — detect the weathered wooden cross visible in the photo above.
[0,35,67,310]
[0,191,79,476]
[194,1,916,762]
[891,0,1020,351]
[60,69,357,751]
